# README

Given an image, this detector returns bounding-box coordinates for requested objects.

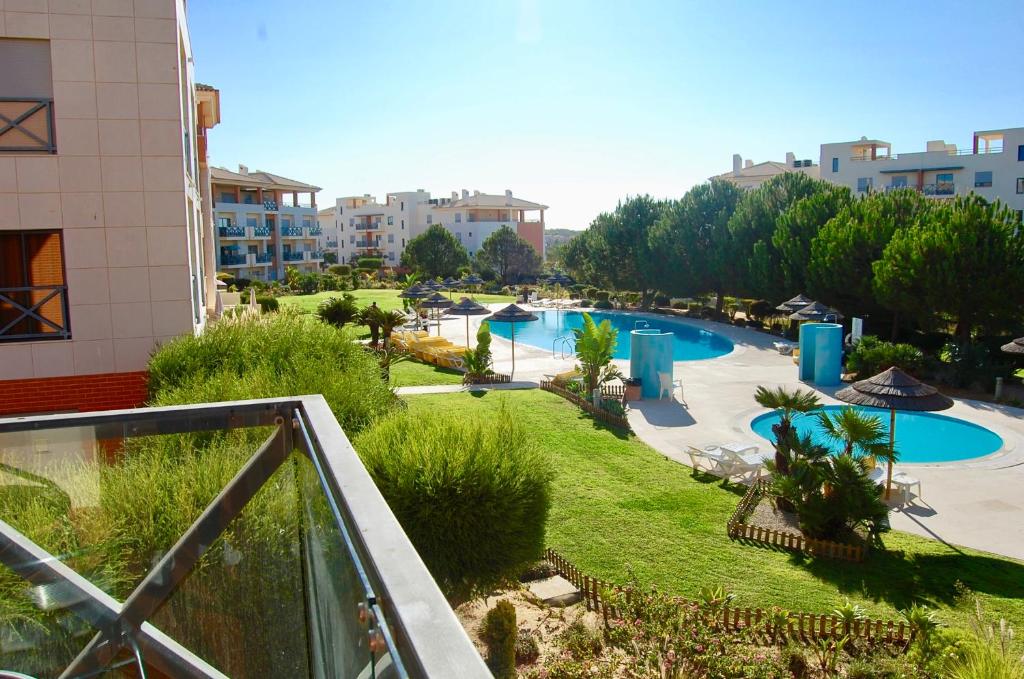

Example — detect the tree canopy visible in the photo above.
[474,226,543,284]
[399,224,470,279]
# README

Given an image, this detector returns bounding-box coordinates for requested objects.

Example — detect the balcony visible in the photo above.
[0,397,488,678]
[263,200,278,211]
[255,252,273,264]
[356,223,381,231]
[253,225,272,238]
[308,250,325,261]
[325,240,339,248]
[281,226,304,237]
[308,225,322,236]
[218,226,247,238]
[886,183,955,196]
[0,284,70,342]
[283,251,305,262]
[0,98,56,153]
[220,253,247,266]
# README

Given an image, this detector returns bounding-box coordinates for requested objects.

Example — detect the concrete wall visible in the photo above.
[0,0,208,388]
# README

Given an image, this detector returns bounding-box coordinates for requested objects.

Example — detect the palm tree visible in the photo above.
[357,304,383,345]
[317,294,359,329]
[378,309,408,349]
[754,386,821,474]
[815,407,889,459]
[573,313,622,394]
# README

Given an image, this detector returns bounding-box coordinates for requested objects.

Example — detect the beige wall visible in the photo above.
[0,0,204,381]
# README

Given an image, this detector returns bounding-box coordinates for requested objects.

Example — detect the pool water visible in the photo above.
[487,310,733,361]
[750,405,1003,463]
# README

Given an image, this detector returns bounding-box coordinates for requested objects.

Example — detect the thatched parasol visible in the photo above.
[789,301,843,322]
[447,297,491,347]
[398,284,428,299]
[420,292,454,336]
[488,304,538,379]
[442,277,461,298]
[777,294,813,313]
[835,366,952,499]
[1001,337,1024,355]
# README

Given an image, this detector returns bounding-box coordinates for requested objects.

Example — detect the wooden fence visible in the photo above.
[539,381,631,430]
[543,548,906,645]
[727,480,866,562]
[462,372,512,385]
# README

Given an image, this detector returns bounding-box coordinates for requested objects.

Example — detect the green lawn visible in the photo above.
[278,289,514,315]
[389,359,464,387]
[403,390,1024,642]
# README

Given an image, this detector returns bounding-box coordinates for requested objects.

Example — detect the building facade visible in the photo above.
[315,206,339,262]
[0,0,218,415]
[820,128,1024,218]
[210,166,322,280]
[334,189,546,266]
[711,152,819,188]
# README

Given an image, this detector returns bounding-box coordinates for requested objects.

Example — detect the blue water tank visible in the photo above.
[798,322,843,387]
[630,328,674,399]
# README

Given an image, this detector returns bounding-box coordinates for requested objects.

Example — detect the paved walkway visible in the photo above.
[426,304,1024,561]
[394,382,537,396]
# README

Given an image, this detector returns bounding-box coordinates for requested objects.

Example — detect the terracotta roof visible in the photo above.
[195,82,217,91]
[248,170,321,193]
[444,193,547,210]
[210,167,320,192]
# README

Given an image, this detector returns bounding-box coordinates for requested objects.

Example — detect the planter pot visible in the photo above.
[624,384,642,401]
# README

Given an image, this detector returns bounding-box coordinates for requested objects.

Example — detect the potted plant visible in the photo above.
[624,377,642,401]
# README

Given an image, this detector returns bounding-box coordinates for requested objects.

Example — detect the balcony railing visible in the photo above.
[0,397,489,678]
[851,146,1003,162]
[308,250,325,260]
[263,200,279,211]
[220,254,247,265]
[283,251,305,262]
[356,223,381,231]
[255,252,273,263]
[219,226,247,238]
[325,240,339,248]
[0,97,56,153]
[281,226,304,237]
[253,225,272,238]
[0,284,70,341]
[883,183,955,196]
[308,225,322,236]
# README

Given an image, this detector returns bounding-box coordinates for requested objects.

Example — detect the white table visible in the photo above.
[891,472,922,504]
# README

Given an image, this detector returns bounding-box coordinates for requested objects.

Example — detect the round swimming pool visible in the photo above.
[488,310,733,361]
[750,405,1003,463]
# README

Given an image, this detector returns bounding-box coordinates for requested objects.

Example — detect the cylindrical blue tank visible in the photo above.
[630,328,674,399]
[798,322,843,387]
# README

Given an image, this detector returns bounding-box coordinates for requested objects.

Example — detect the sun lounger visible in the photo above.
[686,445,730,473]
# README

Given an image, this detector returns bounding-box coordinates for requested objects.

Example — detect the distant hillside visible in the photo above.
[544,228,581,250]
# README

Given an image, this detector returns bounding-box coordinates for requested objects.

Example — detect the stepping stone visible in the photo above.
[527,575,581,607]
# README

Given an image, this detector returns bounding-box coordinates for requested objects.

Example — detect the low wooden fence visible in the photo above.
[727,480,866,562]
[539,381,631,430]
[600,384,625,400]
[543,549,906,645]
[462,372,512,385]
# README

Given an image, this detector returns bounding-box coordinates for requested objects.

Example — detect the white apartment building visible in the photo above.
[820,127,1024,218]
[316,206,339,261]
[210,166,322,281]
[0,0,219,414]
[711,152,820,188]
[334,189,547,266]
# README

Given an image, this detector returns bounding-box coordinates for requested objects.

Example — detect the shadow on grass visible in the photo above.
[788,538,1024,612]
[688,469,749,497]
[580,411,631,440]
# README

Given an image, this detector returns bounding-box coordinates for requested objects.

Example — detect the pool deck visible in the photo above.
[429,304,1024,562]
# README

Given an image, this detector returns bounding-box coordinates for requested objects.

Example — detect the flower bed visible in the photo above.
[727,480,867,562]
[539,381,631,430]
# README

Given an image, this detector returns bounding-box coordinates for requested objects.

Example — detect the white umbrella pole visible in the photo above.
[886,408,895,501]
[466,316,471,348]
[510,322,516,379]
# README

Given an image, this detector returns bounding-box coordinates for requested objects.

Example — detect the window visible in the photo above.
[0,39,56,153]
[0,230,69,341]
[349,218,355,227]
[350,235,355,244]
[1018,145,1024,161]
[1016,210,1023,223]
[468,232,472,237]
[246,217,257,228]
[401,238,405,247]
[890,176,907,188]
[856,177,872,192]
[936,173,954,195]
[388,252,395,261]
[400,201,404,210]
[832,157,839,173]
[282,218,292,228]
[302,218,311,228]
[387,234,394,243]
[220,192,236,203]
[455,213,462,223]
[974,171,993,188]
[387,216,393,225]
[426,215,432,224]
[456,232,462,241]
[401,219,404,229]
[217,217,233,228]
[1017,178,1024,194]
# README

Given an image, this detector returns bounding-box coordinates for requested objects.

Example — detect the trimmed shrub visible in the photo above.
[595,290,611,302]
[481,600,517,678]
[515,629,540,665]
[653,293,670,307]
[256,295,279,312]
[357,257,384,270]
[583,286,599,299]
[593,299,613,310]
[748,299,773,321]
[846,335,925,378]
[353,403,552,603]
[328,264,352,277]
[746,319,764,330]
[670,300,687,310]
[579,299,592,307]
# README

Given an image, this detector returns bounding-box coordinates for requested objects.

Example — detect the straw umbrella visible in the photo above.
[1001,337,1024,355]
[447,297,491,347]
[399,284,429,330]
[835,367,952,499]
[776,294,813,313]
[462,273,483,299]
[488,304,538,379]
[789,301,843,323]
[442,277,460,299]
[420,292,453,336]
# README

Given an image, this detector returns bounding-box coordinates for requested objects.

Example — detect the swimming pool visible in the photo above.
[487,310,733,361]
[750,405,1003,463]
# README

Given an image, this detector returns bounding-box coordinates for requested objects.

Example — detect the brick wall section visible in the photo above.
[0,372,149,416]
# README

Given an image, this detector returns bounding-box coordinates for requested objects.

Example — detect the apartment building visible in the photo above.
[0,0,219,415]
[335,188,547,265]
[712,152,820,188]
[820,128,1024,218]
[316,205,339,261]
[210,166,322,280]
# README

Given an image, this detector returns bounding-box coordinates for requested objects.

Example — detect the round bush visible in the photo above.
[256,296,279,312]
[353,405,552,603]
[595,290,611,302]
[653,293,670,307]
[593,299,613,310]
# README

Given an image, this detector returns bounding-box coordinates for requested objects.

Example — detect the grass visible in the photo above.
[389,359,465,387]
[402,390,1024,645]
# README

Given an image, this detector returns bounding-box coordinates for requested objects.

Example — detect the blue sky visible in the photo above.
[188,0,1024,230]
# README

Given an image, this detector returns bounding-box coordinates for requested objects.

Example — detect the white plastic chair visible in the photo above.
[658,372,684,401]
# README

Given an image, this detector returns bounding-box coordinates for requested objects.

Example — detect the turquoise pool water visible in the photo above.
[487,310,733,360]
[750,405,1003,463]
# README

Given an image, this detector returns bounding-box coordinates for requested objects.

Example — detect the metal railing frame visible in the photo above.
[0,98,56,153]
[0,285,71,341]
[0,396,489,679]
